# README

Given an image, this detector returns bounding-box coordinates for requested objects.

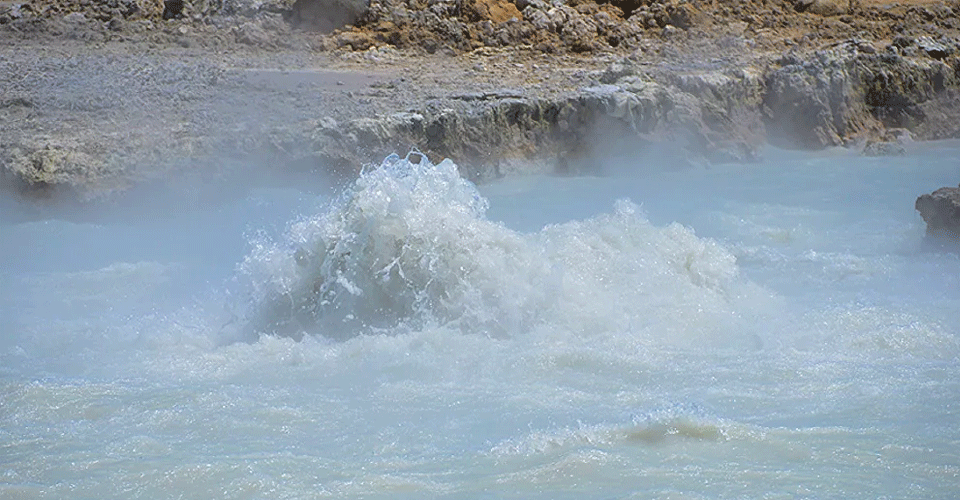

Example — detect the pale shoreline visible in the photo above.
[2,0,959,200]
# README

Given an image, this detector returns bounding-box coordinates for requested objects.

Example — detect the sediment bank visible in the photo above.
[2,0,958,199]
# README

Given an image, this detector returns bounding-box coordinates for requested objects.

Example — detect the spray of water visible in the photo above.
[237,152,756,347]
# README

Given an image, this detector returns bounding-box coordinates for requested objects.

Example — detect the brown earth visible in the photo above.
[6,0,957,55]
[339,0,960,55]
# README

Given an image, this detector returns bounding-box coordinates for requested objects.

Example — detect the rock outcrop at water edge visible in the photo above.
[763,41,960,149]
[4,0,960,199]
[263,74,762,184]
[271,45,959,182]
[916,184,960,248]
[4,43,958,197]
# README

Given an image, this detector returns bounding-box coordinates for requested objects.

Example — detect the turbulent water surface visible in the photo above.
[2,144,959,499]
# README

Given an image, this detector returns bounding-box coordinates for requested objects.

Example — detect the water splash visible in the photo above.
[238,153,746,343]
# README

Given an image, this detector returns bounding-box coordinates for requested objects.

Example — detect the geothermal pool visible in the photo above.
[1,144,958,498]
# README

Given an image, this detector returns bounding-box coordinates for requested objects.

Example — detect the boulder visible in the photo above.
[234,21,271,46]
[915,184,960,246]
[459,0,520,23]
[291,0,368,32]
[915,36,953,60]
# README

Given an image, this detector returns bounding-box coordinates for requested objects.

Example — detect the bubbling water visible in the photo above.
[3,144,958,500]
[237,153,769,348]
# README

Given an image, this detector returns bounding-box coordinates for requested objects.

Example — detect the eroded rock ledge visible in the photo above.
[258,40,960,182]
[3,37,959,198]
[4,0,960,200]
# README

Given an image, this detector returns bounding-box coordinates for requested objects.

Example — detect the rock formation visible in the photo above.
[3,0,960,198]
[916,184,960,247]
[261,70,765,184]
[763,41,960,149]
[290,0,368,32]
[272,43,958,182]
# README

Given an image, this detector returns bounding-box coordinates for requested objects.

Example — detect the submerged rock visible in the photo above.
[862,128,912,156]
[916,184,960,247]
[861,140,905,156]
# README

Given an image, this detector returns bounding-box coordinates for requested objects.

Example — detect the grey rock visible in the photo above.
[234,21,270,46]
[185,0,292,19]
[290,0,369,32]
[763,48,870,148]
[764,45,960,148]
[287,64,769,182]
[63,12,88,23]
[916,36,953,60]
[558,6,598,52]
[861,127,913,156]
[795,0,849,16]
[1,2,27,20]
[861,140,906,156]
[916,184,960,247]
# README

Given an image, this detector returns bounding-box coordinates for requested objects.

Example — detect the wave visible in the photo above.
[488,404,756,458]
[237,153,746,342]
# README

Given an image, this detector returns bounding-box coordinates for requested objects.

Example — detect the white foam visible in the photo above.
[238,154,760,347]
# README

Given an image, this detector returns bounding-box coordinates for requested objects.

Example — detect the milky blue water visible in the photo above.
[2,143,959,499]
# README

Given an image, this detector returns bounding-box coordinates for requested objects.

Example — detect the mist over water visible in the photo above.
[2,144,959,499]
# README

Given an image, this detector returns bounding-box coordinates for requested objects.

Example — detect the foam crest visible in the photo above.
[533,199,751,346]
[802,305,959,359]
[489,406,748,458]
[240,154,747,342]
[240,153,554,339]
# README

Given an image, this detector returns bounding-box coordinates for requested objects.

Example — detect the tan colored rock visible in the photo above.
[337,29,375,50]
[460,0,521,24]
[7,142,100,188]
